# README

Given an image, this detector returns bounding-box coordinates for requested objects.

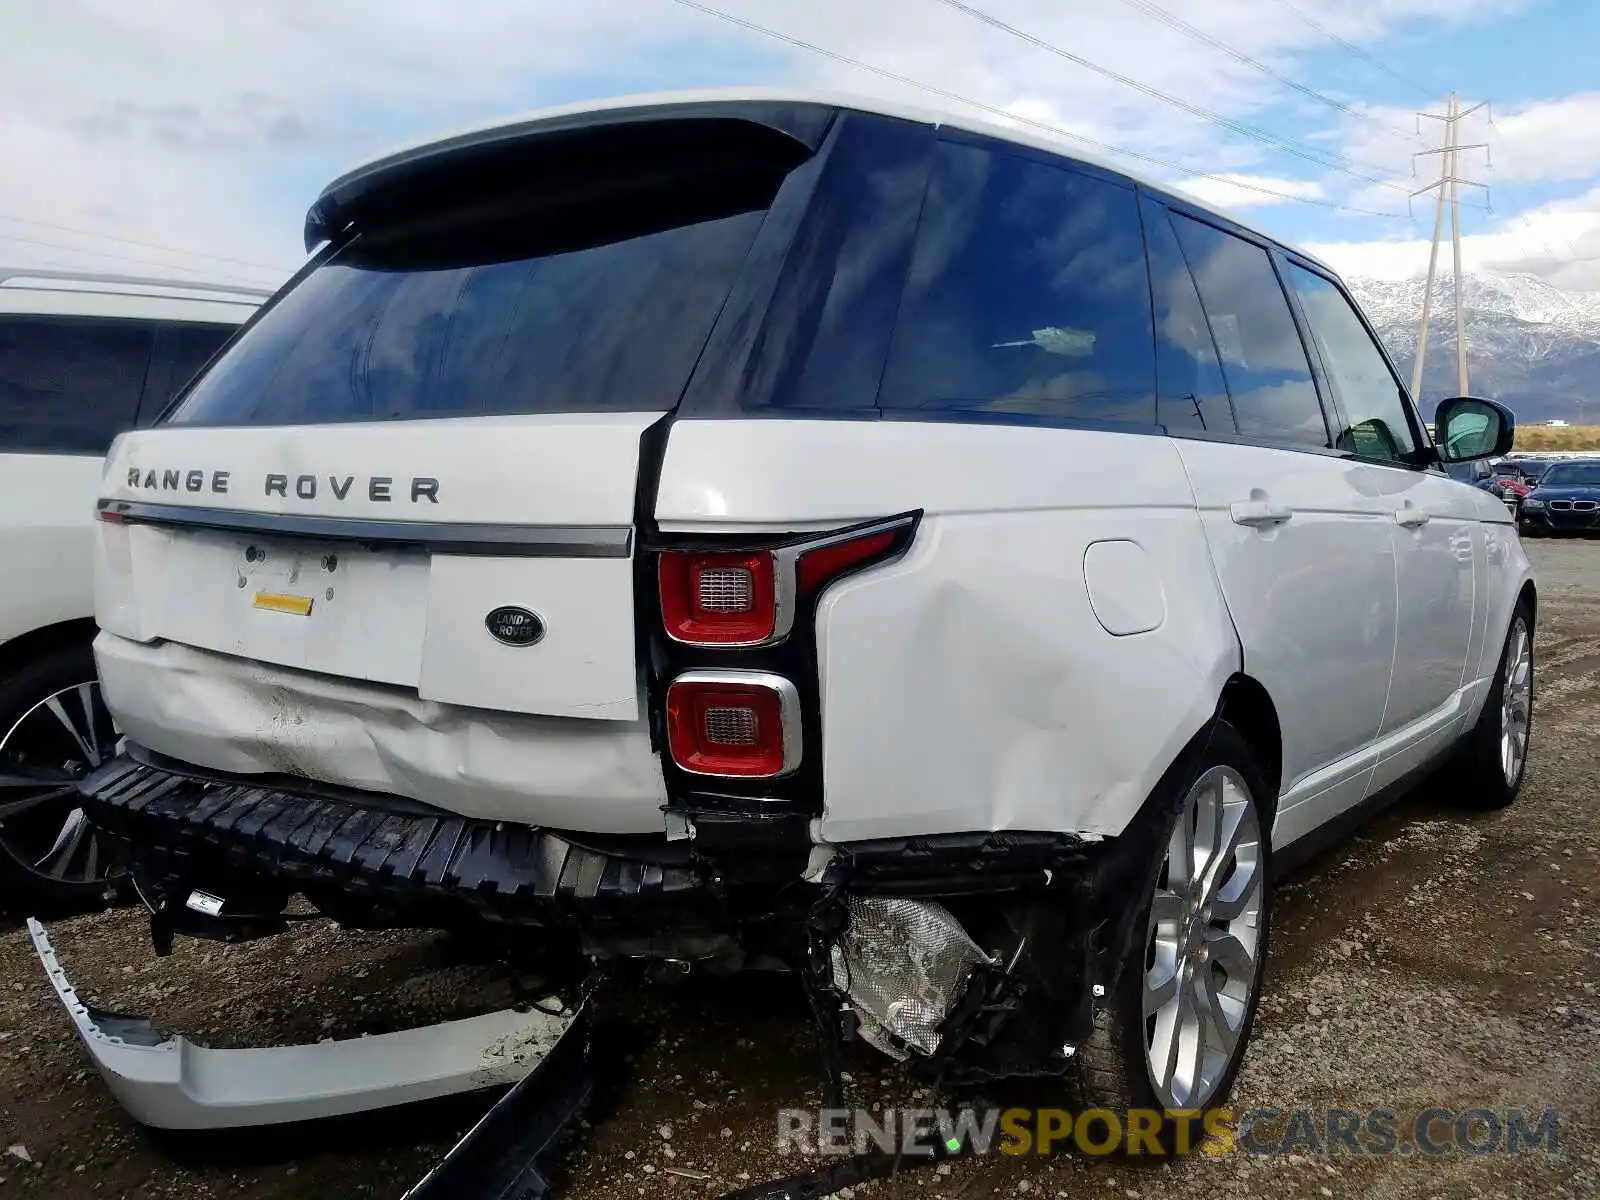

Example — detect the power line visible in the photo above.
[1481,119,1587,269]
[670,0,1410,219]
[0,213,287,277]
[1266,0,1434,100]
[932,0,1415,192]
[0,232,280,290]
[1114,0,1426,145]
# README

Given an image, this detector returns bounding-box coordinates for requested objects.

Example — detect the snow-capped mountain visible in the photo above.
[1346,271,1600,423]
[1351,272,1600,334]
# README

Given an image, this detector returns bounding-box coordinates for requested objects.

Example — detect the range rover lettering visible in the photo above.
[77,90,1536,1130]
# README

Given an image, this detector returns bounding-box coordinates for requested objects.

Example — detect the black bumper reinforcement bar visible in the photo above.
[79,754,717,926]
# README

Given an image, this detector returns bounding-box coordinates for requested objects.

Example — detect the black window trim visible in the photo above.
[1275,250,1437,474]
[1146,195,1340,457]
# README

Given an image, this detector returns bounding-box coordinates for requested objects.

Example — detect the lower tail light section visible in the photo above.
[665,670,801,778]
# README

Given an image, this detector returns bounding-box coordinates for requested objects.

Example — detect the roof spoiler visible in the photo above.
[303,99,836,252]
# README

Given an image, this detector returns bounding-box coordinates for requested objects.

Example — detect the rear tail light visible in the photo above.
[665,671,800,778]
[796,530,897,595]
[657,518,915,648]
[659,550,776,645]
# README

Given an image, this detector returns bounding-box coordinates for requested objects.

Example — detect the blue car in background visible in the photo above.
[1520,459,1600,536]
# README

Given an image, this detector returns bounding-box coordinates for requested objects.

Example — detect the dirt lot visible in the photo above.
[1,541,1597,1200]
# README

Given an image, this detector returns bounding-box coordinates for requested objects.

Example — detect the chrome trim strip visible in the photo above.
[97,499,632,558]
[667,669,803,779]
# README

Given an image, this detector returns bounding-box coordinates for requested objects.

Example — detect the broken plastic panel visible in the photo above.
[27,918,575,1130]
[828,896,992,1059]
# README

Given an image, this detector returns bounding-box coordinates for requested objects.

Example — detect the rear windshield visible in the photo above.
[169,153,781,426]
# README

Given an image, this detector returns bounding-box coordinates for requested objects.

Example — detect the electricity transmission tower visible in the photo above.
[1411,93,1491,399]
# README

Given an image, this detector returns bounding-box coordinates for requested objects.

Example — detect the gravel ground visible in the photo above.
[0,540,1596,1199]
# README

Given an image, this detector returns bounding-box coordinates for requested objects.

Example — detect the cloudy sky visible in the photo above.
[3,0,1599,292]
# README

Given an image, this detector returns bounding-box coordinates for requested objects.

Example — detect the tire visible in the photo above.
[1068,718,1272,1136]
[1445,601,1534,810]
[0,641,122,907]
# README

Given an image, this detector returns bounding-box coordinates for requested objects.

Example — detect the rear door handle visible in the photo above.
[1394,503,1431,529]
[1230,498,1294,528]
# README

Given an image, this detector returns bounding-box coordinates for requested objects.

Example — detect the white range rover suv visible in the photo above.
[0,269,262,902]
[79,90,1534,1125]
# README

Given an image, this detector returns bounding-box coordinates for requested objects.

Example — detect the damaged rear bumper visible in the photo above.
[79,750,735,938]
[26,917,575,1130]
[79,750,1131,1086]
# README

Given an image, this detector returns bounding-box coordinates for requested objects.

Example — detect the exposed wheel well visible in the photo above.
[1518,579,1537,625]
[1217,674,1282,826]
[0,618,99,686]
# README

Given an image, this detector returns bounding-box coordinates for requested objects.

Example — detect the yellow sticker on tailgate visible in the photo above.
[252,592,314,616]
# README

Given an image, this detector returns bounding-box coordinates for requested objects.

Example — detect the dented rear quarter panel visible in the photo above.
[655,419,1240,844]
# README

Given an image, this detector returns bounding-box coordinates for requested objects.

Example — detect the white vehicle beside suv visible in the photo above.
[0,269,263,902]
[76,90,1534,1128]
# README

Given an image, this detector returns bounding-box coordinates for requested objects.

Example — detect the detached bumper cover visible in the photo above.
[27,917,575,1130]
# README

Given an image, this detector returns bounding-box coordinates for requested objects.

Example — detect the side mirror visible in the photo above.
[1434,396,1515,463]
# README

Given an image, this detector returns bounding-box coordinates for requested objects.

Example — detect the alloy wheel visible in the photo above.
[0,681,118,889]
[1500,616,1532,787]
[1143,764,1265,1110]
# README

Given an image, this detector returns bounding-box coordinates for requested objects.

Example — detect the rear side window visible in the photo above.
[0,315,152,453]
[879,142,1155,425]
[169,145,788,426]
[1142,198,1232,435]
[679,113,934,416]
[1169,214,1328,448]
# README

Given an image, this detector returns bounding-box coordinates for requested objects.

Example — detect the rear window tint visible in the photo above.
[1142,198,1233,435]
[879,142,1155,425]
[0,315,152,453]
[169,176,775,426]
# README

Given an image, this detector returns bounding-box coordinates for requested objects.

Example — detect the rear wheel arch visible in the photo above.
[0,618,100,687]
[1216,673,1282,829]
